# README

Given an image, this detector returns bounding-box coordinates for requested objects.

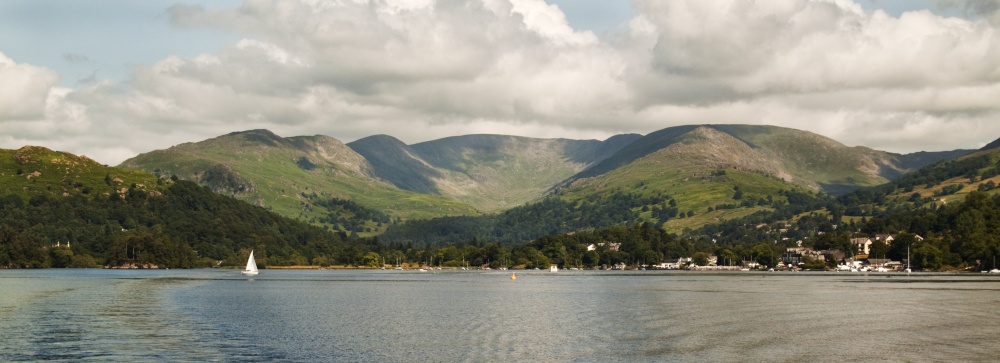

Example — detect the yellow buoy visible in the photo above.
[511,272,516,280]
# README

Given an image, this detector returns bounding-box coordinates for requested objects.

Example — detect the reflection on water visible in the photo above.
[1,269,999,362]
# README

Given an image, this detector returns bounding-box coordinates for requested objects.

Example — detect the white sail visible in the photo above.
[242,250,259,276]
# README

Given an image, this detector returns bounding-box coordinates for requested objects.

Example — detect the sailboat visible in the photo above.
[242,250,259,276]
[904,245,911,274]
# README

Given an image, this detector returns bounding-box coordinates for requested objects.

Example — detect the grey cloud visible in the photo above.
[936,0,1000,17]
[62,53,90,63]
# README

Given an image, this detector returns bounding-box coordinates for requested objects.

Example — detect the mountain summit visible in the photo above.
[569,125,967,194]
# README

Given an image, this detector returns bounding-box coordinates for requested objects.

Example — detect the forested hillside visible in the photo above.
[687,146,1000,271]
[0,180,374,269]
[456,189,1000,272]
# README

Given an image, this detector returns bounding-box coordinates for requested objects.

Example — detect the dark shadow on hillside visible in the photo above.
[348,135,442,194]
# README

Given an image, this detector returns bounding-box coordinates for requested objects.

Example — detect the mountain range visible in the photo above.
[6,125,1000,270]
[114,124,972,237]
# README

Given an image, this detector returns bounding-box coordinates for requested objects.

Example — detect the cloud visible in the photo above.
[5,0,1000,165]
[626,0,1000,151]
[62,53,90,64]
[936,0,1000,24]
[635,1,1000,94]
[0,52,59,121]
[143,0,631,139]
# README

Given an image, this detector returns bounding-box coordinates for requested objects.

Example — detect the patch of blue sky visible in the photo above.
[856,0,963,17]
[0,0,241,87]
[545,0,634,35]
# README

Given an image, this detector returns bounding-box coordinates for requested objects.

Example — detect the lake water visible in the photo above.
[1,269,999,362]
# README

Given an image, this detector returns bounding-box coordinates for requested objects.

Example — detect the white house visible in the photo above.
[851,237,873,255]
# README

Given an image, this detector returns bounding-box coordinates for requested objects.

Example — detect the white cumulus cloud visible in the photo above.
[0,52,59,122]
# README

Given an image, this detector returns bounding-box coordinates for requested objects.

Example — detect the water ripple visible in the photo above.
[1,270,999,361]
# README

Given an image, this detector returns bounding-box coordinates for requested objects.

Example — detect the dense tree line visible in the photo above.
[310,196,392,233]
[0,181,373,268]
[379,222,793,270]
[382,191,674,245]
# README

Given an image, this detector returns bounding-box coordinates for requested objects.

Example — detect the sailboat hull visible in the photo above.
[241,270,258,276]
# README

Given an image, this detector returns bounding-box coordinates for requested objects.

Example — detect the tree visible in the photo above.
[692,252,709,267]
[753,243,777,268]
[719,249,739,266]
[362,252,381,268]
[312,255,331,267]
[887,233,919,261]
[49,247,74,268]
[913,243,943,270]
[869,239,888,259]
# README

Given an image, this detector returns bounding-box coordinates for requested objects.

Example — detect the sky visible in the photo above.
[2,0,1000,165]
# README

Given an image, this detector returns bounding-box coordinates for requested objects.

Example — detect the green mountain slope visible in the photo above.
[555,125,969,233]
[119,130,476,234]
[573,125,968,194]
[1,146,160,200]
[119,125,971,241]
[856,146,1000,210]
[349,133,640,212]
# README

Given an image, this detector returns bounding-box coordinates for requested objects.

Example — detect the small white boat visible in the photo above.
[904,245,911,274]
[241,250,259,276]
[549,265,558,272]
[989,269,1000,274]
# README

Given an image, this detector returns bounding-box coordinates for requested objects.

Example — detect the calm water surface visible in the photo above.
[1,269,999,362]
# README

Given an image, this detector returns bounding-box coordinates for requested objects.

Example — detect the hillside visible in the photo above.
[1,146,160,200]
[349,133,641,212]
[572,125,966,194]
[119,125,971,241]
[119,130,477,235]
[0,179,360,268]
[552,125,967,232]
[848,145,1000,212]
[0,146,371,268]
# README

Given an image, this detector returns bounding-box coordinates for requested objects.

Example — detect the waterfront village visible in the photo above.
[611,234,917,272]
